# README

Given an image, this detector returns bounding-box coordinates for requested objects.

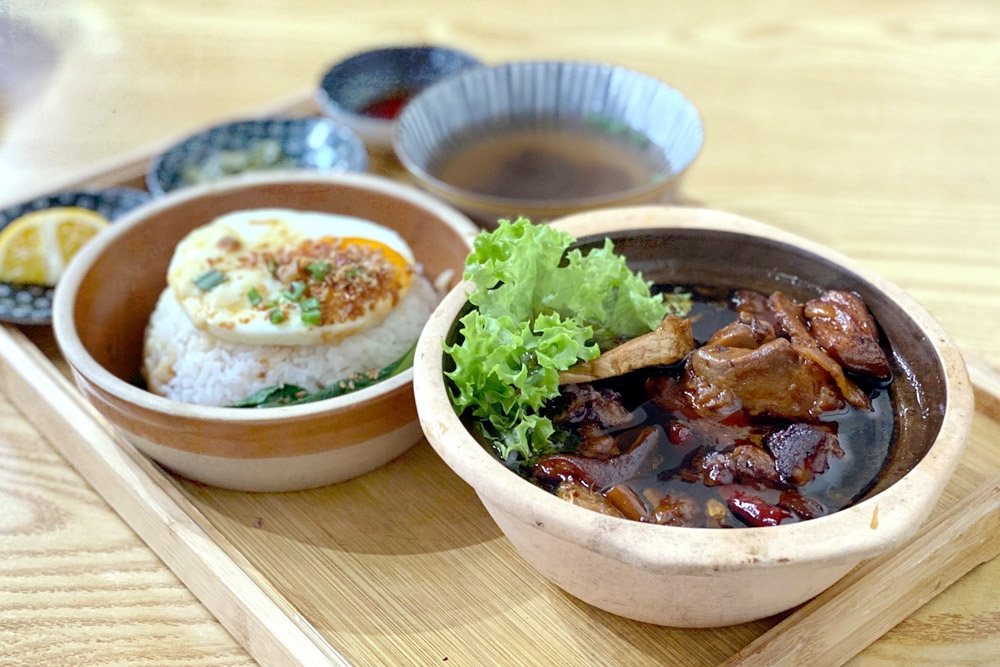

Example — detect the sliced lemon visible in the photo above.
[0,206,111,285]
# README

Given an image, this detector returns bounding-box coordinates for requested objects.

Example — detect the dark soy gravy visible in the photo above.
[430,121,670,201]
[543,285,897,528]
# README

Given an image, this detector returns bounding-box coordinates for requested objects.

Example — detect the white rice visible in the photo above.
[142,276,440,406]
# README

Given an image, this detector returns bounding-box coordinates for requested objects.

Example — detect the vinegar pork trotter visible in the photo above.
[448,219,897,529]
[524,286,895,529]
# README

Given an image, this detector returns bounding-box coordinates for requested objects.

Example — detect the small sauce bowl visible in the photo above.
[316,45,482,152]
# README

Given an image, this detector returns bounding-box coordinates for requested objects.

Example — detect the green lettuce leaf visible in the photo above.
[445,217,668,463]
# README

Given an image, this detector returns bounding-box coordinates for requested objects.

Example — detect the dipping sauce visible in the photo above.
[430,120,670,201]
[360,92,413,119]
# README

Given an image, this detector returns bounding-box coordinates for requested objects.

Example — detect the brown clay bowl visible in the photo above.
[413,205,974,626]
[53,171,478,492]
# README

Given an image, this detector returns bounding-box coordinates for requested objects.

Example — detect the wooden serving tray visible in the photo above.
[2,92,999,666]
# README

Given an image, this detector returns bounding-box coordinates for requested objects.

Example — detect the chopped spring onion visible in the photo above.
[269,308,285,323]
[282,281,306,301]
[193,269,226,291]
[247,287,263,306]
[307,261,332,281]
[300,297,321,326]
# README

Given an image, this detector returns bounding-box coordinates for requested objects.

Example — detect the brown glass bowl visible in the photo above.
[53,171,478,491]
[413,205,974,626]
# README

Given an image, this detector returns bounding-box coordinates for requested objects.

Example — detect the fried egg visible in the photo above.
[167,208,416,346]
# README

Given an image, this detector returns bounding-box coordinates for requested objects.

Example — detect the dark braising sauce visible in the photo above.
[430,121,669,201]
[531,285,896,529]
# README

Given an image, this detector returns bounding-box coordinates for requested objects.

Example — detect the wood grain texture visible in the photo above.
[3,316,1000,665]
[2,0,1000,664]
[725,472,1000,666]
[0,361,253,666]
[844,364,1000,667]
[0,326,348,667]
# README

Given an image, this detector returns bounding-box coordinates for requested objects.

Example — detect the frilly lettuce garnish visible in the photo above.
[444,217,668,464]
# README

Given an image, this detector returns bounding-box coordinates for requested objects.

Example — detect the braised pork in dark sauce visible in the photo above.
[531,285,895,528]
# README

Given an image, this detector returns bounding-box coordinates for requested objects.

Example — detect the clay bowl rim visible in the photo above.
[315,43,483,149]
[413,205,974,574]
[53,170,480,426]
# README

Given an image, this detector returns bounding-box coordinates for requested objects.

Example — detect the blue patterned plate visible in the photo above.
[146,116,369,196]
[0,187,152,325]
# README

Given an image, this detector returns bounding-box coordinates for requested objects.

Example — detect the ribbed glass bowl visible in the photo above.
[394,60,704,226]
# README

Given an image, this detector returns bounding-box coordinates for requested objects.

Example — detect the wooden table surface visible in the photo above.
[2,1,999,665]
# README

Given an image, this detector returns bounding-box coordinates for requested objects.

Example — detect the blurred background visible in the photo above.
[3,0,997,355]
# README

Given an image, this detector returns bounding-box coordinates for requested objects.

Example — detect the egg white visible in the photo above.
[167,208,416,346]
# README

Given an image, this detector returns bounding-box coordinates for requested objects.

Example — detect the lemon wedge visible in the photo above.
[0,206,111,286]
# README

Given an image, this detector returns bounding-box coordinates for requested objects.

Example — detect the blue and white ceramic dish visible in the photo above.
[146,116,368,196]
[316,45,482,150]
[394,60,704,226]
[0,187,152,325]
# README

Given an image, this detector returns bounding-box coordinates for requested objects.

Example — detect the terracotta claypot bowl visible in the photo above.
[413,205,974,627]
[53,171,478,492]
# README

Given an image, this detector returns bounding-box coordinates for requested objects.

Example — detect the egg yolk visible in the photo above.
[239,235,414,327]
[336,237,412,288]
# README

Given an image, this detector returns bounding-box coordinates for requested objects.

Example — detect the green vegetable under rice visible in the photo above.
[142,275,439,407]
